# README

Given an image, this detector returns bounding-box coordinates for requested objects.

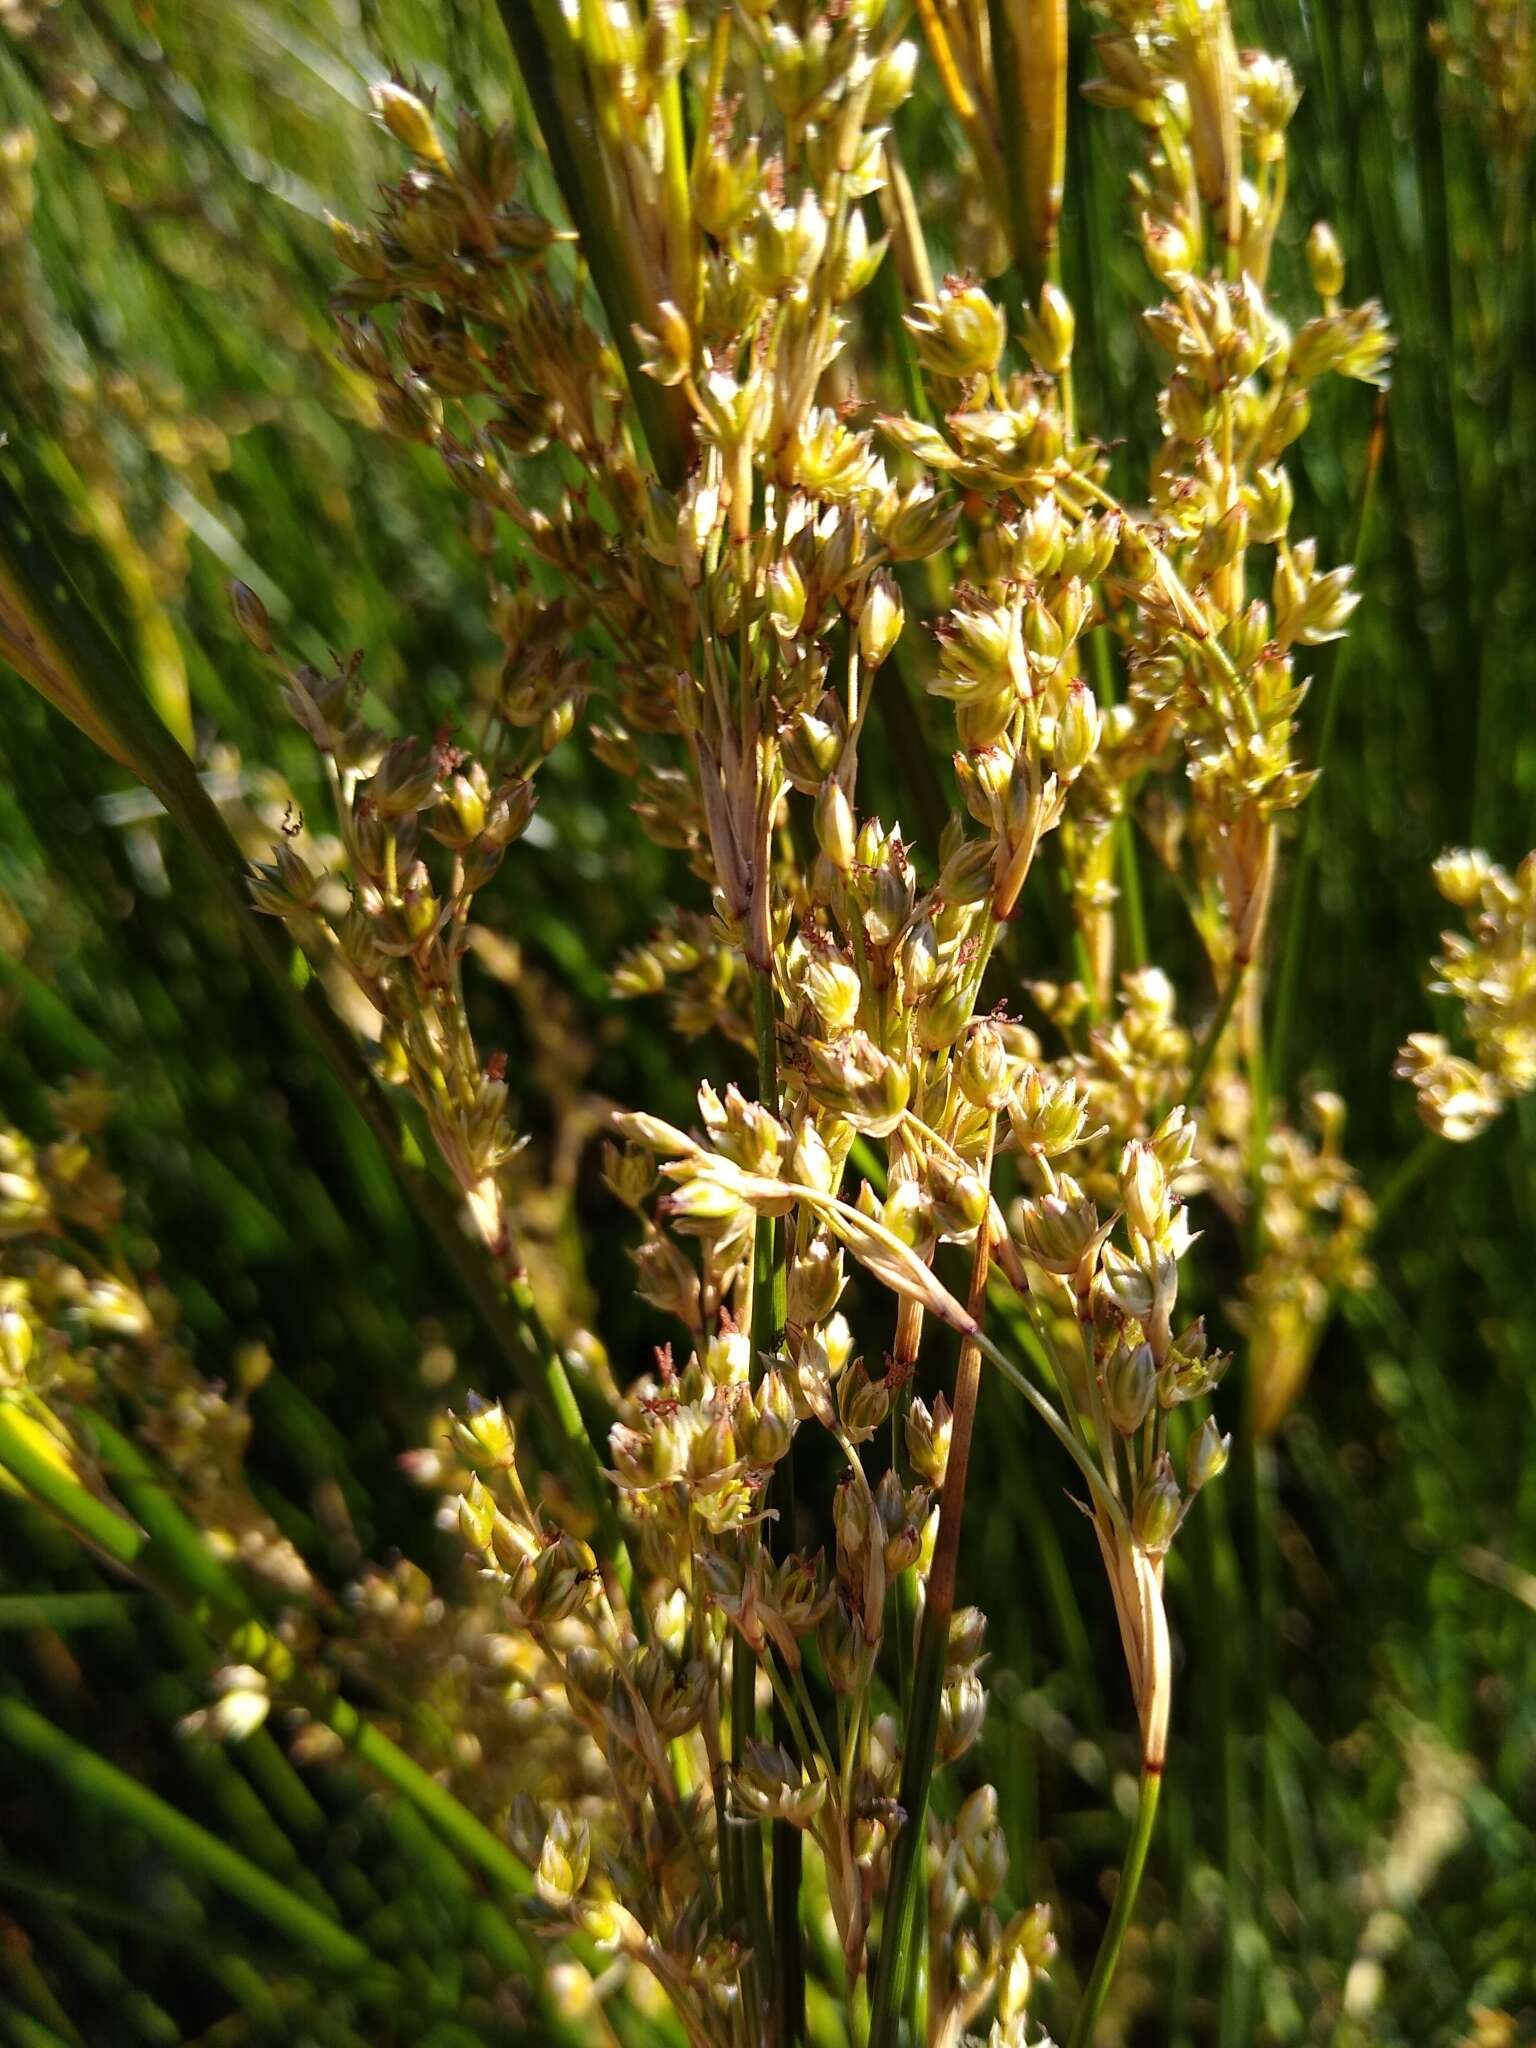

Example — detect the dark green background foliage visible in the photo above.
[0,2,1531,2043]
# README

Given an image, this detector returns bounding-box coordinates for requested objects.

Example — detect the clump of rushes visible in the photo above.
[0,1095,605,1820]
[224,3,1395,2042]
[0,1084,312,1606]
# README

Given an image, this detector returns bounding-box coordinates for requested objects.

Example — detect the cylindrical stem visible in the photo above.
[1067,1767,1163,2048]
[868,1139,995,2047]
[738,963,786,2035]
[1182,963,1246,1112]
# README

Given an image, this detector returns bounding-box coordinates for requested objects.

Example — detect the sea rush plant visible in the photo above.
[226,1,1394,2038]
[7,0,1530,2042]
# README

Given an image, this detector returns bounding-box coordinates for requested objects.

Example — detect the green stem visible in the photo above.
[868,1140,995,2048]
[1181,964,1246,1114]
[322,1699,531,1904]
[16,1908,178,2048]
[0,1700,376,1979]
[0,2001,72,2048]
[745,964,790,2040]
[0,1592,134,1632]
[507,1273,635,1611]
[1269,395,1387,1095]
[1368,1129,1443,1242]
[0,1408,143,1573]
[1066,1768,1162,2048]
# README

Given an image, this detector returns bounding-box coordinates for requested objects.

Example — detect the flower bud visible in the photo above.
[533,1535,598,1623]
[767,556,807,640]
[838,1357,892,1442]
[1267,382,1312,452]
[1012,1183,1102,1276]
[1164,368,1208,443]
[905,1392,952,1487]
[748,1369,797,1465]
[1054,682,1102,781]
[1021,282,1076,374]
[801,952,860,1033]
[958,1020,1011,1110]
[1142,213,1194,282]
[449,1399,516,1473]
[1116,519,1159,588]
[536,1811,590,1908]
[936,1671,987,1761]
[1132,1454,1183,1555]
[735,1739,828,1827]
[1192,500,1249,580]
[1186,1415,1231,1492]
[1106,1342,1157,1435]
[947,1606,987,1670]
[868,37,918,118]
[815,779,857,871]
[1120,1140,1169,1242]
[881,1179,934,1250]
[1023,593,1064,669]
[864,860,914,949]
[997,1945,1034,2024]
[898,915,940,999]
[929,1159,990,1239]
[916,975,977,1051]
[783,708,843,791]
[906,285,1007,379]
[229,580,273,654]
[664,1176,743,1225]
[1247,461,1294,544]
[1431,847,1492,910]
[958,1816,1008,1903]
[788,1234,844,1325]
[693,135,758,238]
[372,81,445,163]
[1306,219,1346,300]
[858,572,904,669]
[327,212,388,280]
[822,1312,855,1379]
[689,1407,737,1484]
[818,1593,865,1693]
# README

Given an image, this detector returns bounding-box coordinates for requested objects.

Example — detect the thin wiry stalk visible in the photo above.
[1182,966,1248,1113]
[749,961,793,2041]
[867,1131,995,2048]
[1066,1768,1162,2048]
[1269,394,1388,1095]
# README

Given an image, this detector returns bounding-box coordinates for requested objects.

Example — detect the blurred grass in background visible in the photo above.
[0,0,1531,2042]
